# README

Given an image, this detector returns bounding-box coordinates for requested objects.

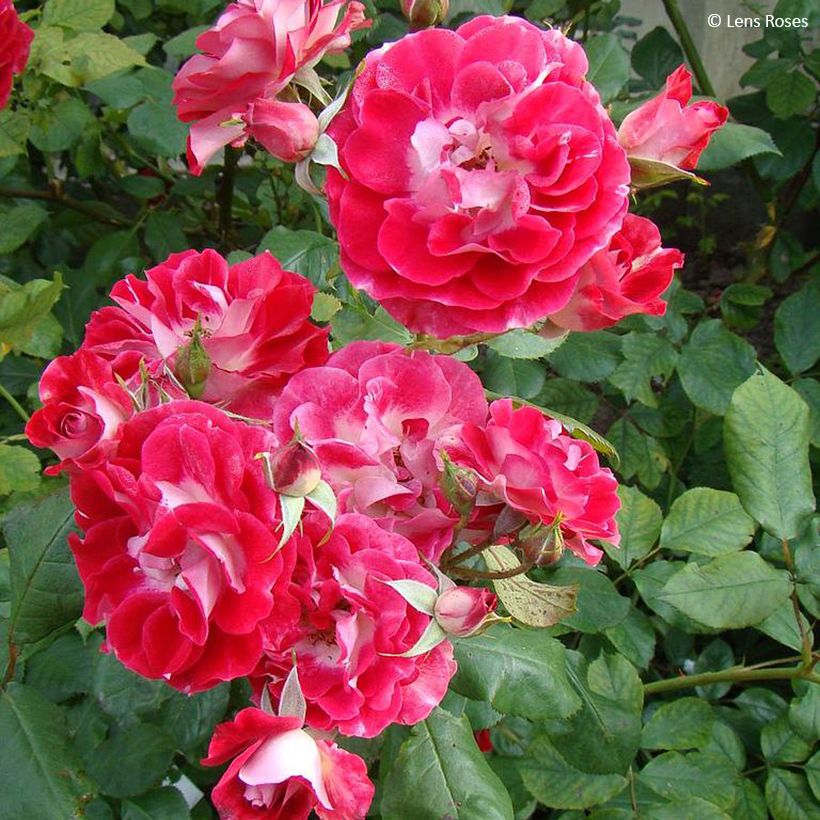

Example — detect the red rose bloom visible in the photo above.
[618,65,728,171]
[549,214,684,331]
[82,250,329,417]
[203,708,374,819]
[69,401,298,692]
[273,340,488,561]
[0,0,33,110]
[25,350,134,475]
[446,399,620,565]
[256,513,456,738]
[326,15,631,338]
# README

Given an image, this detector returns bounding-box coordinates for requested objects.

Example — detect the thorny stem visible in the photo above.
[450,561,535,581]
[781,537,814,669]
[0,384,30,423]
[643,664,820,695]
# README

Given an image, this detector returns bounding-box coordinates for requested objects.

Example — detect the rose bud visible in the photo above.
[440,452,479,516]
[266,441,322,497]
[247,99,320,163]
[434,586,497,638]
[174,327,211,399]
[518,522,564,567]
[401,0,449,28]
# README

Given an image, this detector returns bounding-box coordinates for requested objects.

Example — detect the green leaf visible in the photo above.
[549,567,630,633]
[258,227,339,289]
[584,34,629,103]
[698,123,782,171]
[163,25,210,57]
[0,683,93,820]
[660,488,756,556]
[83,722,176,798]
[765,769,818,820]
[0,110,30,158]
[775,280,820,374]
[789,682,820,743]
[331,306,411,347]
[29,97,94,151]
[755,599,812,651]
[43,0,115,30]
[520,734,626,810]
[766,70,816,118]
[487,329,567,359]
[678,321,756,415]
[724,369,815,539]
[639,751,739,810]
[0,205,48,254]
[806,751,820,802]
[548,331,622,382]
[605,485,662,569]
[4,489,83,646]
[608,418,668,489]
[733,779,768,820]
[0,445,41,497]
[534,379,599,424]
[311,292,342,323]
[450,625,581,720]
[604,606,656,670]
[155,684,230,753]
[92,650,171,722]
[641,697,715,751]
[631,26,684,88]
[127,102,187,157]
[656,551,792,629]
[144,212,188,262]
[24,631,95,703]
[543,652,643,775]
[608,334,678,408]
[483,544,577,627]
[381,707,514,820]
[761,715,813,764]
[482,352,545,399]
[122,787,191,820]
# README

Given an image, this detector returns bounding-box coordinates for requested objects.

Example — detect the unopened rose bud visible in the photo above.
[265,441,322,497]
[440,453,478,516]
[401,0,448,28]
[247,99,320,163]
[434,586,497,638]
[518,522,564,566]
[174,327,211,399]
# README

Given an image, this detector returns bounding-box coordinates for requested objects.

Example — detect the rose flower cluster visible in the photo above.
[25,3,728,818]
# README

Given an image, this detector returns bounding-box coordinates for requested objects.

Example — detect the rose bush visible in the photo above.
[0,1,816,819]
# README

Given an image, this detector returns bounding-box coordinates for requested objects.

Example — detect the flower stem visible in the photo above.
[218,147,239,250]
[0,383,30,423]
[660,0,716,97]
[644,664,820,696]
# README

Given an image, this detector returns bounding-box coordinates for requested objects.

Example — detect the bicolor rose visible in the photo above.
[25,350,134,475]
[325,15,631,338]
[0,0,33,110]
[618,65,728,171]
[273,340,488,560]
[203,708,374,819]
[434,586,497,637]
[446,399,620,565]
[82,250,329,418]
[172,0,368,172]
[69,401,298,692]
[549,214,684,331]
[256,513,456,737]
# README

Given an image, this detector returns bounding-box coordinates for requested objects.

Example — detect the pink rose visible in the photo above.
[25,351,134,475]
[255,513,456,738]
[325,16,631,338]
[273,340,488,560]
[434,586,497,637]
[203,708,374,819]
[549,214,684,331]
[247,99,320,162]
[172,0,368,173]
[82,250,329,418]
[68,401,298,692]
[0,0,33,110]
[618,65,728,171]
[446,399,620,566]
